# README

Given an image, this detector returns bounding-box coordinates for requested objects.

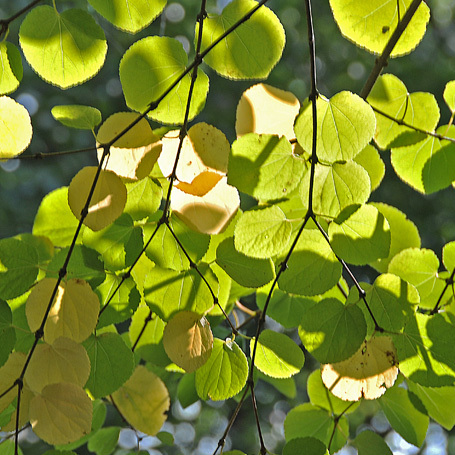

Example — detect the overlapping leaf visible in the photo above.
[52,105,102,130]
[0,42,22,95]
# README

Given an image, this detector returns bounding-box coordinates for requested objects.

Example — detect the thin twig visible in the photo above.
[0,0,43,38]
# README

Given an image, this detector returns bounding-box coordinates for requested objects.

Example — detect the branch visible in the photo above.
[0,0,42,39]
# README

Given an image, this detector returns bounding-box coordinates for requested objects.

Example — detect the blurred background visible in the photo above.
[1,0,455,454]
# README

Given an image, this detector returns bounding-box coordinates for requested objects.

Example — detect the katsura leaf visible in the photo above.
[353,144,385,192]
[443,80,455,112]
[0,300,15,368]
[283,437,328,455]
[87,426,120,455]
[0,42,23,95]
[352,430,392,455]
[124,177,162,221]
[51,105,102,130]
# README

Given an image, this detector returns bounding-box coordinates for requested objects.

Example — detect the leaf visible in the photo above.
[199,0,285,80]
[353,145,386,192]
[0,96,32,159]
[299,161,371,218]
[283,437,328,455]
[171,177,240,235]
[51,105,102,130]
[216,237,274,288]
[329,204,390,265]
[0,237,38,300]
[143,263,218,321]
[82,213,143,271]
[119,36,209,124]
[24,337,90,393]
[367,74,439,149]
[177,373,199,409]
[195,337,248,400]
[443,80,455,112]
[33,187,81,247]
[88,0,166,33]
[0,352,26,413]
[353,430,392,455]
[26,278,100,344]
[321,335,399,401]
[68,167,127,232]
[87,427,120,455]
[379,387,429,447]
[124,177,162,221]
[256,370,297,399]
[84,332,134,399]
[163,311,213,373]
[284,403,349,454]
[295,91,376,163]
[443,241,455,272]
[235,83,300,139]
[330,0,430,57]
[277,229,342,296]
[234,205,292,259]
[0,42,23,95]
[251,329,304,378]
[29,383,92,445]
[299,298,366,363]
[369,203,421,272]
[111,365,170,436]
[19,6,107,88]
[229,133,306,201]
[0,300,15,368]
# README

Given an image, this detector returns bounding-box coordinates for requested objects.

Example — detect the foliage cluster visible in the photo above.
[1,0,455,454]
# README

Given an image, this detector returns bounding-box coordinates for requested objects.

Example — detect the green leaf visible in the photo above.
[353,430,392,455]
[199,0,285,80]
[51,105,102,130]
[0,42,23,95]
[144,213,209,271]
[407,380,455,430]
[284,403,348,454]
[353,145,385,192]
[83,213,143,272]
[443,241,455,272]
[369,203,421,272]
[195,337,248,401]
[234,205,292,259]
[124,177,162,221]
[0,300,15,368]
[0,440,23,455]
[330,0,430,57]
[15,234,54,266]
[307,370,359,415]
[329,204,390,265]
[216,237,274,288]
[367,74,440,149]
[393,313,455,386]
[299,161,371,218]
[283,437,328,455]
[88,0,166,33]
[19,6,107,88]
[143,264,218,321]
[229,134,306,201]
[251,329,304,378]
[177,372,199,409]
[277,229,342,296]
[298,298,366,363]
[0,237,38,300]
[84,332,135,398]
[119,36,209,124]
[379,387,429,447]
[295,91,376,163]
[9,292,34,354]
[33,187,81,247]
[443,80,455,112]
[156,431,174,446]
[87,427,120,455]
[256,370,297,399]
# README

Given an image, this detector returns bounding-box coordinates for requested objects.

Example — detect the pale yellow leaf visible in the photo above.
[111,365,170,436]
[0,352,27,413]
[24,337,90,393]
[171,176,240,234]
[68,167,127,231]
[321,336,398,401]
[26,278,99,344]
[1,386,34,432]
[163,311,213,373]
[236,83,300,139]
[29,382,92,445]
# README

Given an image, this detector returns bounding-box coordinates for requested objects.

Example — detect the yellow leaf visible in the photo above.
[68,167,127,231]
[0,352,26,413]
[24,337,90,393]
[1,386,34,432]
[163,311,213,373]
[236,83,300,139]
[158,123,230,185]
[171,176,240,234]
[29,382,92,445]
[111,365,170,436]
[26,278,99,344]
[321,336,398,401]
[96,112,157,148]
[175,171,223,197]
[0,96,32,159]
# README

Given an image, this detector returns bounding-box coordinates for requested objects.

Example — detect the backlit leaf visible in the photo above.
[0,300,15,368]
[0,352,26,413]
[353,145,386,192]
[443,241,455,272]
[68,167,127,232]
[0,42,22,95]
[51,105,101,130]
[199,0,285,80]
[443,80,455,112]
[163,311,213,373]
[111,365,170,436]
[124,177,162,220]
[19,6,107,88]
[195,337,248,400]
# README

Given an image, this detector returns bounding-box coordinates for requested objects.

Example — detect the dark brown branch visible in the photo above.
[0,0,42,38]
